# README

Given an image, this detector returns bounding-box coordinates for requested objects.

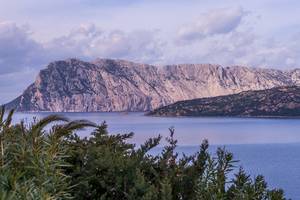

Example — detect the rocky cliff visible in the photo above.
[5,58,300,112]
[147,86,300,117]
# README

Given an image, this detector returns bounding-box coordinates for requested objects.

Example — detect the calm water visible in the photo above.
[11,112,300,199]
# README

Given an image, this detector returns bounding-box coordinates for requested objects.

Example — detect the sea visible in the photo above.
[11,112,300,199]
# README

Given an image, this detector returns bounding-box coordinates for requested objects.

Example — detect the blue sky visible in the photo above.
[1,0,300,103]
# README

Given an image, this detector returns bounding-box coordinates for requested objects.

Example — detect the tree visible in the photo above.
[0,106,95,199]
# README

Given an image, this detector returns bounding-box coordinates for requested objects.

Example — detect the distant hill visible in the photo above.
[147,86,300,117]
[5,58,300,112]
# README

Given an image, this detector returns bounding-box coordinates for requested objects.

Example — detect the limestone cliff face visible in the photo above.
[5,58,300,112]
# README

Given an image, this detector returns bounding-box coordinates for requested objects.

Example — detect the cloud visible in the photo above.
[46,24,165,63]
[177,7,246,43]
[1,16,299,77]
[0,21,44,74]
[233,38,300,68]
[168,26,300,69]
[0,22,165,76]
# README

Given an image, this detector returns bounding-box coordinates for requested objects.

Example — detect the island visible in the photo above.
[147,86,300,117]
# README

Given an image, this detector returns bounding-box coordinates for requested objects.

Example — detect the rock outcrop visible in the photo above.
[147,86,300,117]
[5,58,300,112]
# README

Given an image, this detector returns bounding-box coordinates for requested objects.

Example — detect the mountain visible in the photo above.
[5,58,300,112]
[147,86,300,117]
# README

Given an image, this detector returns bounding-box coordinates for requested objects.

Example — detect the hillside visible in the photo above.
[147,86,300,117]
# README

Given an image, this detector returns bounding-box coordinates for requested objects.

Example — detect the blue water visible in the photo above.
[11,112,300,199]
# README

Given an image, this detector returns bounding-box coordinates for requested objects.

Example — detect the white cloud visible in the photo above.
[177,7,246,43]
[169,27,300,69]
[1,15,299,77]
[0,22,165,76]
[46,24,165,63]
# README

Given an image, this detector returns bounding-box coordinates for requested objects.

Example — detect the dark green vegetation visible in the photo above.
[0,107,286,199]
[148,86,300,117]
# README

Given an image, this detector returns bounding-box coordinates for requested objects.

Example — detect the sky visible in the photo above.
[1,0,300,104]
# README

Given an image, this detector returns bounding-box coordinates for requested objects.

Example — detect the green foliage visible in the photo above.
[0,106,95,199]
[0,107,287,200]
[160,177,172,200]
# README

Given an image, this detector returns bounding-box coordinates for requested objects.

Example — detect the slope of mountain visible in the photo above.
[5,58,300,112]
[147,86,300,117]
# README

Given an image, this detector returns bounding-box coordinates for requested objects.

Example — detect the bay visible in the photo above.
[11,112,300,199]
